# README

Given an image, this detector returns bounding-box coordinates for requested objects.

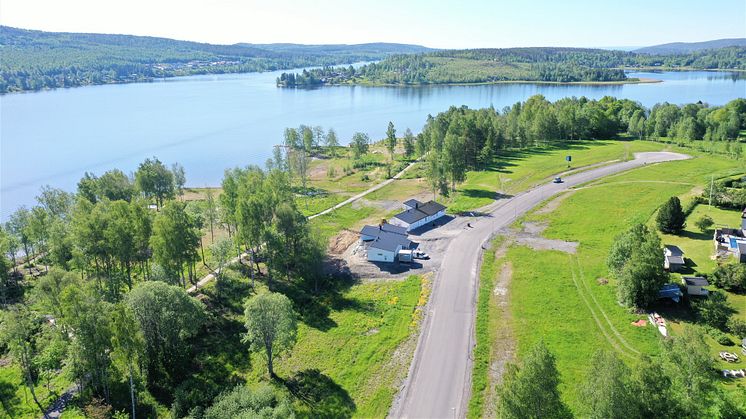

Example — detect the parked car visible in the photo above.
[413,250,430,260]
[553,177,563,184]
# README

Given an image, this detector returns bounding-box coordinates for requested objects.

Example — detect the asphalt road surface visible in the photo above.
[390,152,690,419]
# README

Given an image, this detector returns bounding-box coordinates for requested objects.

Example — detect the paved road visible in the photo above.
[390,152,689,419]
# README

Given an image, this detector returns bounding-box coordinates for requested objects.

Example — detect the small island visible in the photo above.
[277,46,746,87]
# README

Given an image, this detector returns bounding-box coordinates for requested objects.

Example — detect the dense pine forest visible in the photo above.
[277,46,746,86]
[0,26,431,93]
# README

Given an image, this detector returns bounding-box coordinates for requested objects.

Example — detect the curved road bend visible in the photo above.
[391,152,690,419]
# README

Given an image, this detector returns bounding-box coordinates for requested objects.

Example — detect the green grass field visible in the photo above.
[500,151,746,411]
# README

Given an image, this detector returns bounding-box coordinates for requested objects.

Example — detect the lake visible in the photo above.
[1,70,744,219]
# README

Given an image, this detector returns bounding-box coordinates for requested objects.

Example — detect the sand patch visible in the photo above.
[328,230,359,255]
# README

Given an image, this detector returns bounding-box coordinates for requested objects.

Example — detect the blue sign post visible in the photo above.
[566,155,571,168]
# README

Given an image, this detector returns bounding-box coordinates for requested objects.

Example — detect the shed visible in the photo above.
[657,283,683,303]
[663,245,685,271]
[682,276,709,296]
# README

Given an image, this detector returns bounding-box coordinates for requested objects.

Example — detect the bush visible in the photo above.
[683,199,700,217]
[693,291,733,331]
[656,196,686,234]
[326,165,337,178]
[727,318,746,338]
[706,327,733,346]
[694,215,714,232]
[360,174,370,182]
[710,263,746,292]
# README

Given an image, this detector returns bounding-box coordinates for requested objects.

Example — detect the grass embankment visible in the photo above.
[192,269,425,418]
[468,236,507,419]
[502,151,745,411]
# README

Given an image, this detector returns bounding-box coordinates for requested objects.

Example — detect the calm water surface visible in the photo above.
[1,70,744,218]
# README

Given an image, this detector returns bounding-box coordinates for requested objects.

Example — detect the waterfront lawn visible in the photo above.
[447,140,667,213]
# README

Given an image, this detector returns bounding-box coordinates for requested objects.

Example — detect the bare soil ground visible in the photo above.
[485,258,517,417]
[514,222,579,254]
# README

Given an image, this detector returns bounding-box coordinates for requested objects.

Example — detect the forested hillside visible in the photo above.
[635,38,746,54]
[277,46,746,87]
[0,26,429,93]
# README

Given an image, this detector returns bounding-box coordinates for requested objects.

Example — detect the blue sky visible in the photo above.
[1,0,744,48]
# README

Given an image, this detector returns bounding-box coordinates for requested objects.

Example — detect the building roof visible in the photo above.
[683,276,709,286]
[403,199,422,208]
[369,231,412,253]
[394,200,447,225]
[664,245,684,257]
[665,255,685,265]
[360,224,407,238]
[417,200,447,216]
[658,283,683,302]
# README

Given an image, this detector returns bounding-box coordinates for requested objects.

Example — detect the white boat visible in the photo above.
[648,312,667,337]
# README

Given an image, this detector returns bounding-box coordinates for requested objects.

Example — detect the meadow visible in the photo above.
[498,150,745,412]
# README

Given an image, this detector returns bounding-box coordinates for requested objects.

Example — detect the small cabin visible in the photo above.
[663,245,685,272]
[682,276,709,296]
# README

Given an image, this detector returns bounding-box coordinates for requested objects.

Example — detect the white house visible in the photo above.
[682,276,709,296]
[389,199,447,232]
[367,231,412,262]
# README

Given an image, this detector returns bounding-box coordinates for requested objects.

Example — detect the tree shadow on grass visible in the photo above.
[0,379,20,418]
[490,141,604,174]
[283,369,356,418]
[678,229,712,241]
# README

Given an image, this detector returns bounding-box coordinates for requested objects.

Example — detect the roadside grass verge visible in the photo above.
[506,153,745,411]
[467,236,505,419]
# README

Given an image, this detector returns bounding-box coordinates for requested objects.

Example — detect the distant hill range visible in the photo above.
[0,25,431,93]
[634,38,746,55]
[238,42,433,56]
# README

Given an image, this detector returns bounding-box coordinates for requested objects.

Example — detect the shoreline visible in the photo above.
[280,77,663,89]
[10,65,746,95]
